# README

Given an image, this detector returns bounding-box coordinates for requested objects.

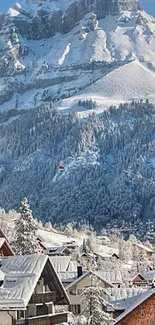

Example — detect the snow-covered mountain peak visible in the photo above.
[1,0,155,113]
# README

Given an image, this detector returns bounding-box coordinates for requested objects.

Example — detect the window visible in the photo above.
[17,310,25,319]
[140,309,144,316]
[49,249,57,253]
[69,286,76,295]
[70,305,81,315]
[5,279,17,288]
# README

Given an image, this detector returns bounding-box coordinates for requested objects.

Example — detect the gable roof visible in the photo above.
[0,238,14,256]
[96,251,119,259]
[66,270,114,291]
[107,287,148,311]
[49,256,81,284]
[113,288,155,324]
[127,272,146,282]
[49,256,72,272]
[95,270,123,284]
[133,242,154,253]
[107,287,147,302]
[45,246,71,255]
[0,255,69,310]
[0,229,8,240]
[142,271,155,282]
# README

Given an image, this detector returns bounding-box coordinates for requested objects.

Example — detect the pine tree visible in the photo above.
[80,274,112,325]
[13,197,40,255]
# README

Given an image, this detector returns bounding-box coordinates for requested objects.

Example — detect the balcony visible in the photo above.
[15,313,68,325]
[29,292,56,304]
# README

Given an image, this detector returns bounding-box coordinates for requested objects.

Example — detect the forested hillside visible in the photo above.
[0,100,155,230]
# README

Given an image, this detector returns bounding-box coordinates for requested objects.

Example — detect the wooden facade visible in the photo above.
[15,313,68,325]
[0,256,70,325]
[0,240,14,256]
[0,229,14,256]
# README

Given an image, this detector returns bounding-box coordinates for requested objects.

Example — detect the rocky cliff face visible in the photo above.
[11,0,140,40]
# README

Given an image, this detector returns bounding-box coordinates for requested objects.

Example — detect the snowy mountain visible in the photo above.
[0,0,155,113]
[1,0,155,229]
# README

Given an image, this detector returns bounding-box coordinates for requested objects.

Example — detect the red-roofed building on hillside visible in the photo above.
[0,229,14,256]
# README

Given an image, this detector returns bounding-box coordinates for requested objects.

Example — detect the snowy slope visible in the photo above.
[55,60,155,115]
[37,227,119,256]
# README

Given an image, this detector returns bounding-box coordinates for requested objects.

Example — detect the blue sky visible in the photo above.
[0,0,155,16]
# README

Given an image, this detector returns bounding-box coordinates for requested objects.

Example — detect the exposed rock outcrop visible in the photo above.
[9,0,140,40]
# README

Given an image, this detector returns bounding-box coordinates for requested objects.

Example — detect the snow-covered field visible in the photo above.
[55,59,155,115]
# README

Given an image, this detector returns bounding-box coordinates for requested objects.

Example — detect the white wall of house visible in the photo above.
[67,274,110,312]
[0,311,17,325]
[35,278,45,293]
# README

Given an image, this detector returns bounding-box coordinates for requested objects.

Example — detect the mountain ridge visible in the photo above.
[1,0,155,230]
[0,2,155,113]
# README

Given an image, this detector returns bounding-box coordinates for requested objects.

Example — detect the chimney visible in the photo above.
[77,266,82,278]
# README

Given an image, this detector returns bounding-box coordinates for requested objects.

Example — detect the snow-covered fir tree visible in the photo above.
[71,274,112,325]
[69,275,112,325]
[13,197,40,255]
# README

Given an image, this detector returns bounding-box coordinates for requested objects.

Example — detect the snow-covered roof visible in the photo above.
[66,270,114,291]
[96,251,119,258]
[67,260,79,272]
[0,255,48,310]
[49,256,79,272]
[49,256,80,283]
[112,288,155,324]
[95,270,122,284]
[49,256,72,272]
[142,272,155,282]
[96,235,110,242]
[45,246,71,255]
[37,228,80,249]
[107,287,147,302]
[58,272,77,283]
[127,272,145,282]
[107,287,148,310]
[133,242,154,253]
[0,270,5,281]
[0,255,69,310]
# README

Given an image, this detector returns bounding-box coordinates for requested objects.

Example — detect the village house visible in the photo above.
[37,227,78,253]
[107,287,148,318]
[49,256,83,286]
[111,288,155,325]
[44,246,72,256]
[0,229,14,256]
[130,271,155,287]
[95,269,123,287]
[128,273,147,287]
[0,255,69,325]
[132,242,154,261]
[66,270,114,315]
